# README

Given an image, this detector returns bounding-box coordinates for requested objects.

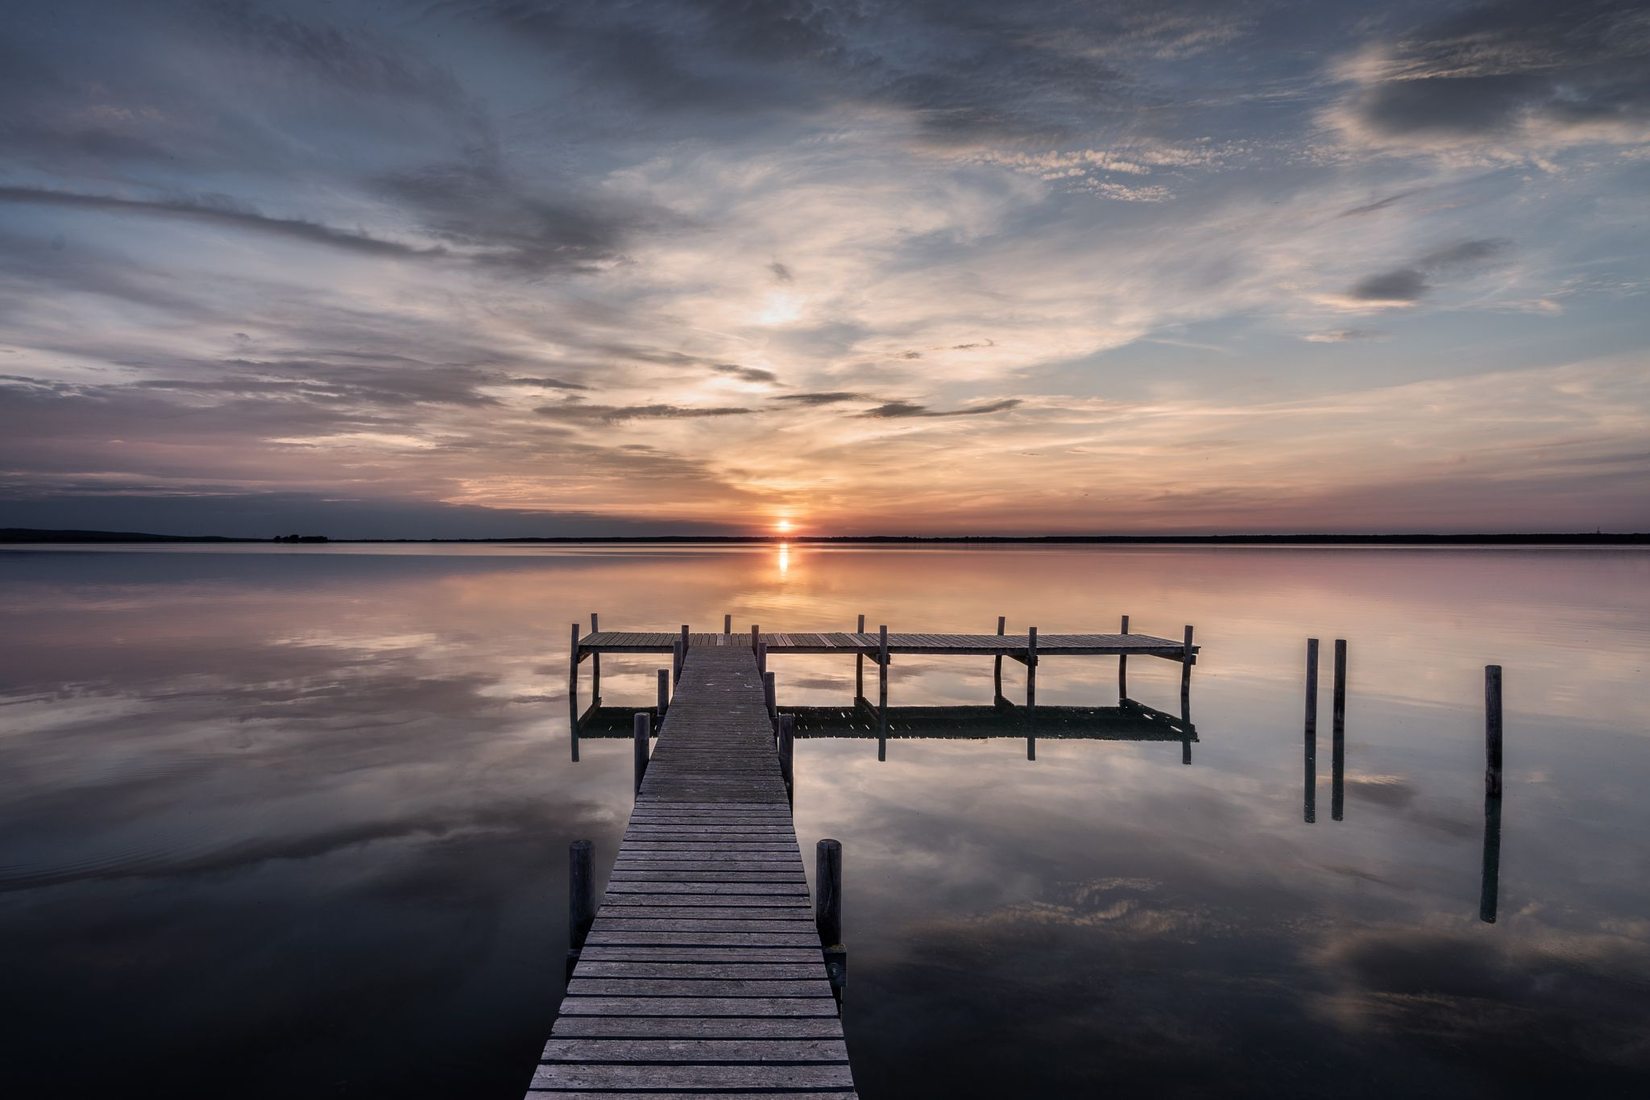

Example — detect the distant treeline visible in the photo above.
[3,527,1646,546]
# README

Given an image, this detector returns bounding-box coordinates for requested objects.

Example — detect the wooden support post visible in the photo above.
[589,612,601,706]
[779,713,795,802]
[656,669,669,729]
[1118,614,1129,701]
[567,839,594,980]
[877,625,889,750]
[855,614,865,702]
[993,615,1005,703]
[757,640,768,675]
[1304,639,1319,824]
[816,839,846,1008]
[1481,666,1503,923]
[633,712,650,798]
[1181,735,1192,765]
[1331,638,1346,821]
[1180,624,1195,701]
[1026,626,1038,717]
[764,671,777,733]
[568,622,581,763]
[751,623,760,652]
[723,613,732,634]
[1484,665,1503,797]
[671,639,684,690]
[680,623,690,654]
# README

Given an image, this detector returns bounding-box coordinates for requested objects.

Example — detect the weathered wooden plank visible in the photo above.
[556,996,838,1017]
[573,946,824,963]
[572,961,827,979]
[566,977,834,997]
[530,1063,855,1089]
[541,1037,849,1062]
[581,931,823,947]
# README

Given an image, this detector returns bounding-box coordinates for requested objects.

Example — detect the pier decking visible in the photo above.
[527,646,856,1098]
[578,629,1192,659]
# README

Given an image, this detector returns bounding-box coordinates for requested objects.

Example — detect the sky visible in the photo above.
[1,0,1647,537]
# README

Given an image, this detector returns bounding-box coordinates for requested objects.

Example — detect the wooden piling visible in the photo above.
[1180,624,1194,700]
[779,713,795,800]
[994,615,1006,702]
[764,670,777,730]
[723,613,732,634]
[877,625,889,741]
[589,612,601,705]
[568,622,581,763]
[567,838,594,980]
[671,638,684,689]
[1485,665,1503,797]
[1304,638,1319,824]
[1026,625,1038,716]
[817,838,846,1007]
[1118,613,1129,700]
[680,624,690,667]
[656,668,669,727]
[751,623,760,652]
[1331,638,1346,821]
[757,640,768,675]
[632,712,649,797]
[855,614,865,701]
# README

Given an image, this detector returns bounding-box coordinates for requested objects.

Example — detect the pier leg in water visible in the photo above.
[566,839,593,982]
[1332,638,1347,821]
[764,670,777,736]
[1026,625,1038,717]
[854,614,865,703]
[1180,624,1195,708]
[1481,664,1504,923]
[632,712,650,798]
[817,839,846,1011]
[1304,638,1319,823]
[589,612,601,707]
[568,622,581,763]
[877,624,889,761]
[671,639,683,692]
[779,713,795,806]
[1119,613,1129,702]
[757,640,768,675]
[656,669,669,731]
[993,615,1005,704]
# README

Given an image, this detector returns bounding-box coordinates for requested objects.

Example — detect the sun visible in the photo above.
[774,519,794,533]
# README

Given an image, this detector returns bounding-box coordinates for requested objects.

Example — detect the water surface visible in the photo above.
[2,543,1647,1097]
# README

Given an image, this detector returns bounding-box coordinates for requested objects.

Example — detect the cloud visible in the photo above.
[1325,0,1650,159]
[533,399,755,423]
[859,398,1022,419]
[0,185,440,258]
[772,391,862,406]
[768,261,793,282]
[1302,329,1386,342]
[1345,237,1511,304]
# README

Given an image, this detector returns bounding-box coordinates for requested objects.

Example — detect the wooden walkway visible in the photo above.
[579,629,1193,659]
[526,647,856,1098]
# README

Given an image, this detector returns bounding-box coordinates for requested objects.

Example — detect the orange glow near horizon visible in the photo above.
[774,519,794,533]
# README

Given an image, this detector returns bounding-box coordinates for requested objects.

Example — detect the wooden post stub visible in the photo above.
[681,623,690,653]
[1485,665,1503,797]
[855,614,866,701]
[751,623,760,652]
[994,615,1005,702]
[1304,638,1319,824]
[1331,638,1347,821]
[724,613,732,634]
[672,638,684,684]
[568,622,582,762]
[569,839,595,951]
[1181,624,1195,697]
[779,713,795,796]
[757,640,768,675]
[1120,614,1129,634]
[764,670,777,728]
[878,625,889,735]
[633,712,649,797]
[657,668,669,726]
[1026,625,1038,714]
[816,839,843,946]
[1118,614,1129,701]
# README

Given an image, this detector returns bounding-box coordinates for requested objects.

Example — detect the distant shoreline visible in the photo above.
[4,527,1647,546]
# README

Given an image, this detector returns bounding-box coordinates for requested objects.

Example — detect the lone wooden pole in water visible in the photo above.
[1329,637,1347,820]
[1119,613,1129,700]
[1481,666,1503,923]
[567,839,594,980]
[816,838,846,1007]
[632,712,649,797]
[1304,638,1319,824]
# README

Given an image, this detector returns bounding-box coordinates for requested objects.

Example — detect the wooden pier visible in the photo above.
[527,645,856,1097]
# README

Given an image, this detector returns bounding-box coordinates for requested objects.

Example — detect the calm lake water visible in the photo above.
[2,543,1648,1098]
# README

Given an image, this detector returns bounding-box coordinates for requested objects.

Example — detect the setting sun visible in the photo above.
[774,519,794,533]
